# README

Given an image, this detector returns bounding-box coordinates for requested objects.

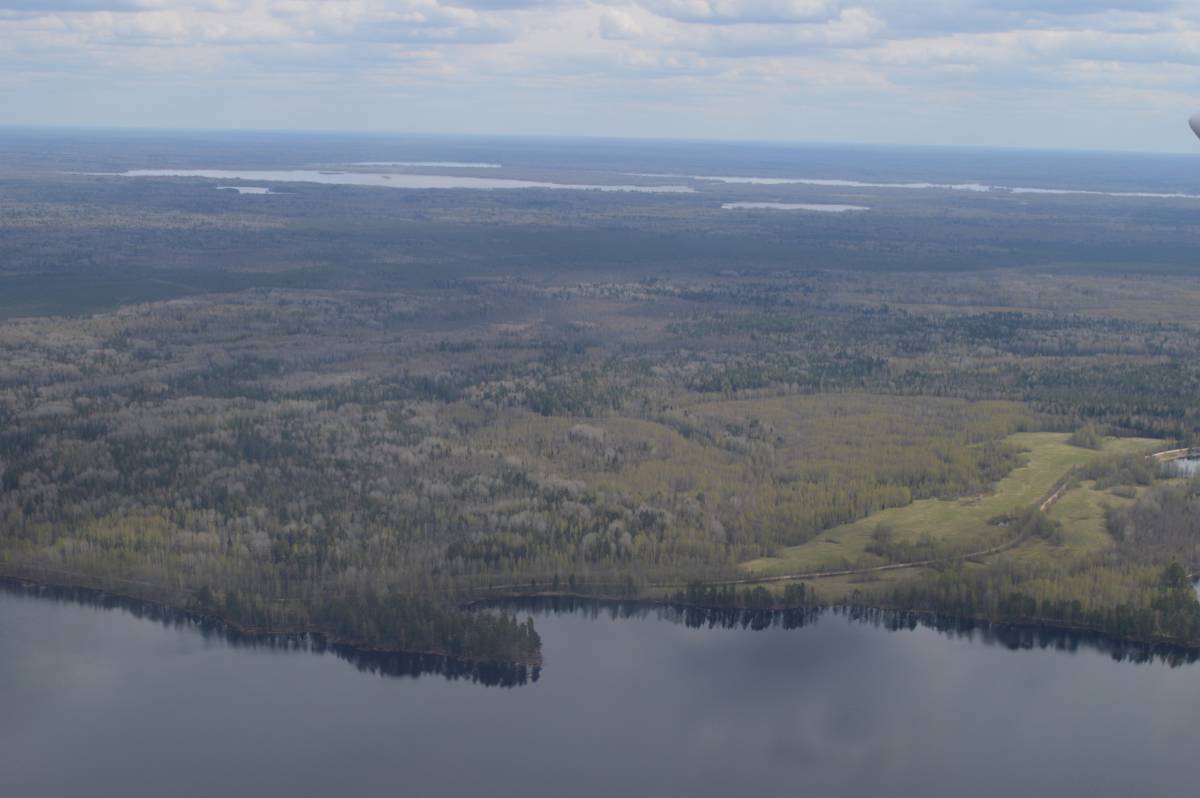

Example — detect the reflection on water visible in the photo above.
[502,596,1199,668]
[4,580,1195,688]
[4,583,1200,797]
[0,580,537,687]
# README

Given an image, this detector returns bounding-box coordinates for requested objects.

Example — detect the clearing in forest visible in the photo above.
[740,432,1162,577]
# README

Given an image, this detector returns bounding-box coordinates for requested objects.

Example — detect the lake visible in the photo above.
[216,186,274,195]
[722,202,871,212]
[120,167,1200,202]
[118,169,694,193]
[4,588,1199,796]
[653,173,1200,199]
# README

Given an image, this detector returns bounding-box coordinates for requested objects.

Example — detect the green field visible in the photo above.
[740,432,1162,577]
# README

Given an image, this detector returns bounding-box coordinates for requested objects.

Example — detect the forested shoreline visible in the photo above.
[7,568,1195,682]
[4,274,1200,659]
[0,574,544,673]
[4,146,1200,663]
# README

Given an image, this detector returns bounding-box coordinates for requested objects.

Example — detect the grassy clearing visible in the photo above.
[1009,472,1179,567]
[741,432,1162,577]
[1009,480,1129,565]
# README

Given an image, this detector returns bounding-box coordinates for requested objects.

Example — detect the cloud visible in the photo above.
[0,0,163,10]
[600,8,643,39]
[1,0,1199,149]
[638,0,845,25]
[687,8,885,54]
[975,0,1175,13]
[445,0,566,7]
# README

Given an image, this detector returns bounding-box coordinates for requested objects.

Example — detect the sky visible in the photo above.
[2,0,1200,152]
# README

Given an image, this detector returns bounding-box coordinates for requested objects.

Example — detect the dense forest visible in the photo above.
[2,136,1199,662]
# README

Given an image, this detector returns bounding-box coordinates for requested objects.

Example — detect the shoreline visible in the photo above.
[4,571,1196,674]
[0,574,543,683]
[474,589,1200,659]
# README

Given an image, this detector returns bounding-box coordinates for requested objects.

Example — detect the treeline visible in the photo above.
[882,561,1200,645]
[1080,453,1158,490]
[671,581,814,609]
[192,585,542,665]
[1106,481,1200,571]
[310,593,541,665]
[662,301,1200,443]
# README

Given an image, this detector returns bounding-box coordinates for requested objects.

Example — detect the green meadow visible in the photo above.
[741,432,1162,579]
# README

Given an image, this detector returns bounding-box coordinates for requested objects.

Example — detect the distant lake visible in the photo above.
[118,169,694,193]
[348,161,502,168]
[639,173,1200,200]
[217,186,273,195]
[722,202,870,212]
[3,588,1199,797]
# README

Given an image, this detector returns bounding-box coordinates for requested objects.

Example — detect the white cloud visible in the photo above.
[1,0,1198,149]
[638,0,845,25]
[600,8,642,39]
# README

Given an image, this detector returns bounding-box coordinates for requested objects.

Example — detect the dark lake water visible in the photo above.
[3,589,1199,798]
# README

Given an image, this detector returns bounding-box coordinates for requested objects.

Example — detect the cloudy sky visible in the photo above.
[3,0,1200,151]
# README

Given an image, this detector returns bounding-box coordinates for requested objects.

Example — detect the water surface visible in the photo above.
[635,172,1200,199]
[348,161,502,168]
[722,202,870,212]
[3,589,1198,797]
[216,186,273,195]
[119,169,694,193]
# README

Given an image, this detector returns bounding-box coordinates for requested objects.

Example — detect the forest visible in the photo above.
[2,134,1200,664]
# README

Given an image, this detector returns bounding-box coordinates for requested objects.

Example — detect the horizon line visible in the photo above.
[2,123,1198,158]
